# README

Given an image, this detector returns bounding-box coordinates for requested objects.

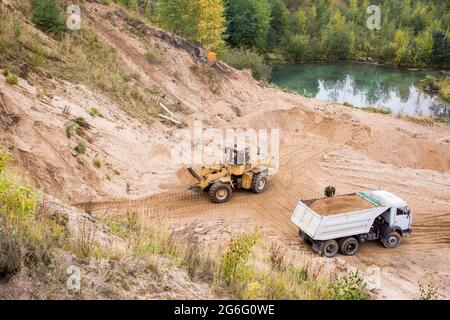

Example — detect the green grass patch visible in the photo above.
[88,107,102,118]
[5,74,18,85]
[73,141,86,154]
[93,158,101,168]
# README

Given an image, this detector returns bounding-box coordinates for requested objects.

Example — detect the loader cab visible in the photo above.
[225,147,250,166]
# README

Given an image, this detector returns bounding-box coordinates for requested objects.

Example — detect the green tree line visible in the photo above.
[116,0,449,68]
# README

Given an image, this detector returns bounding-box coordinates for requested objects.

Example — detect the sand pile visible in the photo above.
[176,168,199,186]
[309,195,373,216]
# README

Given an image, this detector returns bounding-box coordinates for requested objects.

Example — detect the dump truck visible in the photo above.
[188,147,273,203]
[291,190,412,257]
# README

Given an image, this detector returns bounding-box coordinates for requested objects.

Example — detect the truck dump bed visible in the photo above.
[291,192,388,241]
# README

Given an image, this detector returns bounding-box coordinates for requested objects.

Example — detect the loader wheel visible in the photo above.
[252,175,268,194]
[321,240,339,258]
[382,232,401,248]
[340,237,359,256]
[209,182,232,203]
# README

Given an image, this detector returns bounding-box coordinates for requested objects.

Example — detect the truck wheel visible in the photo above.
[252,175,268,194]
[321,240,339,258]
[340,237,359,256]
[209,182,232,203]
[382,232,401,248]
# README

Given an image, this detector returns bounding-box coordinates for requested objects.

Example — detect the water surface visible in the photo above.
[271,62,448,117]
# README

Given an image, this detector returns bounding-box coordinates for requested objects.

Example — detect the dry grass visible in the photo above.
[73,221,98,260]
[98,213,338,300]
[190,64,221,94]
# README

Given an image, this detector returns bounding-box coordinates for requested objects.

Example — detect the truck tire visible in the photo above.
[252,175,268,194]
[340,237,359,256]
[321,240,339,258]
[209,182,232,203]
[382,231,401,248]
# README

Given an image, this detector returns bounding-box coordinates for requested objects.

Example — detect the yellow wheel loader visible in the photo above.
[187,147,272,203]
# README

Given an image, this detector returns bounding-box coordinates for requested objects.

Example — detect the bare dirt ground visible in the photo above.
[1,2,449,299]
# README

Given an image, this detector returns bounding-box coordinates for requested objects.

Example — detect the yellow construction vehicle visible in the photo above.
[187,147,272,203]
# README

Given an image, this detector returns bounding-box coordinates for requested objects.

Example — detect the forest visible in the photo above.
[113,0,449,70]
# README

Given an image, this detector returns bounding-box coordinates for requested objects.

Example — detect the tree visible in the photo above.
[283,35,310,62]
[158,0,224,50]
[224,0,272,51]
[394,29,414,65]
[321,12,354,60]
[432,29,449,66]
[267,0,289,50]
[196,0,225,50]
[158,0,199,39]
[415,30,433,66]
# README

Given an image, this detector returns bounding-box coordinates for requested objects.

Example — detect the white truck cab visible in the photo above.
[291,190,412,257]
[371,190,412,232]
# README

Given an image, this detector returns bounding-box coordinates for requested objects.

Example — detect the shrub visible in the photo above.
[330,271,370,300]
[89,107,101,118]
[5,74,18,85]
[31,0,66,34]
[0,177,39,222]
[0,221,22,278]
[220,231,260,285]
[0,152,58,279]
[269,242,286,272]
[343,102,355,108]
[362,106,391,115]
[0,150,11,173]
[223,48,272,82]
[93,158,101,168]
[145,49,159,64]
[73,117,89,129]
[64,121,76,138]
[74,221,97,260]
[418,283,438,300]
[379,43,397,62]
[283,35,310,62]
[73,141,86,154]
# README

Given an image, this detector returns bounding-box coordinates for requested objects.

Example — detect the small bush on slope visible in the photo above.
[223,48,272,82]
[31,0,66,34]
[330,271,370,300]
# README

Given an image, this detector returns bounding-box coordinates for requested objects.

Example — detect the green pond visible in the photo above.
[270,62,449,117]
